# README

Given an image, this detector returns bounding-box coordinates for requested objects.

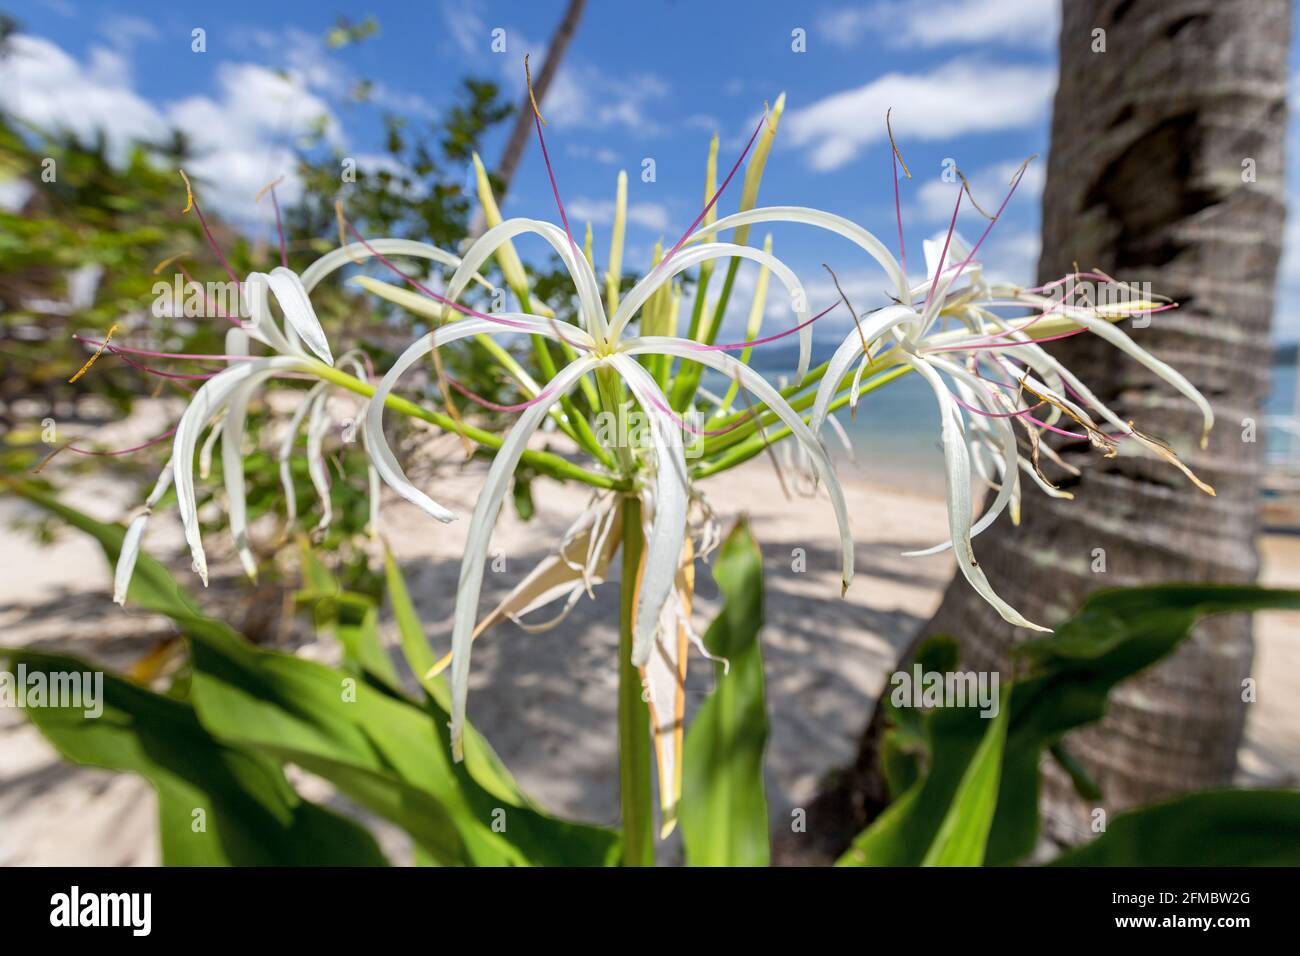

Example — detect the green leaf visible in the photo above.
[3,646,388,866]
[4,477,199,620]
[681,518,770,866]
[383,547,526,804]
[920,693,1008,867]
[298,539,401,692]
[1052,790,1300,866]
[7,482,620,866]
[838,701,992,866]
[839,584,1300,867]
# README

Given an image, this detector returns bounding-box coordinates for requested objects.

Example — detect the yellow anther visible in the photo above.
[69,323,118,384]
[178,169,194,214]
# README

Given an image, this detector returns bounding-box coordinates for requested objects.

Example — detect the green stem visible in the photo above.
[618,495,654,866]
[306,361,629,492]
[692,365,914,480]
[513,289,614,470]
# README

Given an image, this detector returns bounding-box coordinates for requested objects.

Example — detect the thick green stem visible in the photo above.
[618,495,654,866]
[305,361,629,491]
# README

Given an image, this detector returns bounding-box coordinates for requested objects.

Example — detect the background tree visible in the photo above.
[492,0,587,202]
[784,0,1291,863]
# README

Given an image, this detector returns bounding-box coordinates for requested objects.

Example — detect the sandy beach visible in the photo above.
[3,423,1298,865]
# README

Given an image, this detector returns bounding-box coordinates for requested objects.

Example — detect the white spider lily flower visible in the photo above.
[359,198,879,760]
[809,223,1216,632]
[114,238,481,600]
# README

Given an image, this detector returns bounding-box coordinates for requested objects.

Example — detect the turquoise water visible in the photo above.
[705,344,1300,494]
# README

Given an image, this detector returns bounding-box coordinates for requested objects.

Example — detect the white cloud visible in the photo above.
[785,59,1055,171]
[567,197,671,233]
[101,14,161,52]
[914,157,1045,221]
[818,0,1059,50]
[0,34,341,219]
[538,62,669,133]
[166,62,339,213]
[0,35,170,159]
[566,143,620,164]
[0,177,33,212]
[442,1,487,57]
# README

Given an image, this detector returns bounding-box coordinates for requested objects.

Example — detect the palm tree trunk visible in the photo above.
[781,0,1290,863]
[494,0,586,198]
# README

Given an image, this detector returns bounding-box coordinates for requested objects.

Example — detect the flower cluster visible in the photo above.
[99,100,1214,829]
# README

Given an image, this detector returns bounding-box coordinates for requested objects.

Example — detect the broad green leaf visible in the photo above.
[8,482,619,866]
[988,585,1300,865]
[838,701,989,866]
[3,646,388,866]
[920,694,1008,867]
[840,585,1300,867]
[298,539,401,691]
[1052,790,1300,866]
[681,519,770,866]
[383,545,539,808]
[4,477,199,620]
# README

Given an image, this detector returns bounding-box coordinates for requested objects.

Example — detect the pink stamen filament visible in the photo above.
[927,326,1091,354]
[661,109,767,271]
[112,350,217,381]
[73,335,257,363]
[184,179,243,294]
[641,389,755,436]
[924,188,963,312]
[949,386,1089,439]
[935,161,1034,297]
[343,222,549,335]
[64,426,178,458]
[530,108,582,263]
[892,142,908,279]
[448,377,554,413]
[175,263,242,326]
[691,300,839,352]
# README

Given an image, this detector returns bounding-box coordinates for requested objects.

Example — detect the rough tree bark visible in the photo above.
[781,0,1290,864]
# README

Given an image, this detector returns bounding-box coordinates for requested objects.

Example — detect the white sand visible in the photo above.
[2,445,1296,865]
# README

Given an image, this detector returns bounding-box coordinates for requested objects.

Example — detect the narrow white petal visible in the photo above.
[623,336,855,594]
[198,417,223,481]
[173,358,304,585]
[113,462,174,606]
[266,267,334,366]
[903,353,1048,632]
[279,381,329,527]
[611,242,812,383]
[610,355,690,666]
[114,514,149,606]
[687,206,910,305]
[1025,298,1213,442]
[300,238,476,293]
[365,317,585,524]
[444,218,607,341]
[902,356,1019,557]
[239,273,297,356]
[809,305,917,433]
[448,355,600,760]
[222,376,264,578]
[306,390,333,532]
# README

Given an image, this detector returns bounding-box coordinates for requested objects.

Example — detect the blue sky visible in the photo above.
[4,0,1299,342]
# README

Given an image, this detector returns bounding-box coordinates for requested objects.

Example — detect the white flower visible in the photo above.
[357,196,912,759]
[114,239,478,599]
[809,224,1216,632]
